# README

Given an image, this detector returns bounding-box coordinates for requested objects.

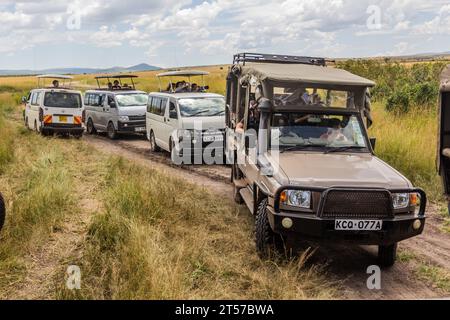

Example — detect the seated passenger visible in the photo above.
[52,80,60,88]
[175,81,188,93]
[191,83,199,92]
[112,80,121,89]
[108,82,113,90]
[281,88,308,106]
[320,118,348,143]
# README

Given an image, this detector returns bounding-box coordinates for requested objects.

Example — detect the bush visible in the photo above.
[337,59,446,114]
[386,86,411,114]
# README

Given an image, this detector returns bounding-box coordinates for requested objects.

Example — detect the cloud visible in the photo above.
[0,0,450,67]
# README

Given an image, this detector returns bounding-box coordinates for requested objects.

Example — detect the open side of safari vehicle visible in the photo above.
[438,65,450,215]
[225,53,427,267]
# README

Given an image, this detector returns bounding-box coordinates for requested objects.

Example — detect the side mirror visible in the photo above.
[370,137,377,151]
[21,96,27,104]
[109,101,117,108]
[258,98,273,113]
[169,110,177,119]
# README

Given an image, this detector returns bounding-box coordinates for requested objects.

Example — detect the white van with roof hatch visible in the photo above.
[23,75,84,137]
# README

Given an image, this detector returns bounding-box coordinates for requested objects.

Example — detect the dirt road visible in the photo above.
[83,134,450,300]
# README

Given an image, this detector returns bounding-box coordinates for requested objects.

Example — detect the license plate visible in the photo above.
[203,135,223,142]
[135,127,145,132]
[59,116,67,123]
[335,219,382,231]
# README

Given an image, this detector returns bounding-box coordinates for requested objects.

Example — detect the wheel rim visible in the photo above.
[108,124,114,138]
[87,120,93,133]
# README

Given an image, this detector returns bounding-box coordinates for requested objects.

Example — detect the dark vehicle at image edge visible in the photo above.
[0,192,5,231]
[226,53,427,267]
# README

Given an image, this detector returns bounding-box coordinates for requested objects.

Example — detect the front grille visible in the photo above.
[320,190,393,219]
[128,115,146,121]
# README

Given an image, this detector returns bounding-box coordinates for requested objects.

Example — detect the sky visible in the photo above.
[0,0,449,70]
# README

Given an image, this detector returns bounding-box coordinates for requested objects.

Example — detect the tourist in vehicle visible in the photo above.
[52,80,59,88]
[108,82,113,90]
[191,83,199,92]
[112,80,121,89]
[320,118,348,142]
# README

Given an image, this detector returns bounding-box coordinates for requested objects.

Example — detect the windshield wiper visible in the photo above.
[280,144,314,153]
[325,146,366,154]
[188,109,211,117]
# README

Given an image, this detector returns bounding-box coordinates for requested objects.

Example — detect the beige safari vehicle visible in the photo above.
[226,53,427,267]
[438,64,450,215]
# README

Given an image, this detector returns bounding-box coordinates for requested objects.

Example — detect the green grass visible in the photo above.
[416,264,450,293]
[369,103,441,201]
[57,157,336,299]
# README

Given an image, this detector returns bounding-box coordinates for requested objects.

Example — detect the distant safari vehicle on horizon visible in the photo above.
[226,53,427,267]
[23,75,84,137]
[84,74,148,139]
[147,70,226,164]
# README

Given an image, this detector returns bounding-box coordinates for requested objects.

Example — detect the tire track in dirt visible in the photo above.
[7,192,100,299]
[83,134,450,300]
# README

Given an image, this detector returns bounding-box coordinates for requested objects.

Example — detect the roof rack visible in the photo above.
[94,74,138,90]
[36,74,73,89]
[233,53,327,66]
[156,69,209,93]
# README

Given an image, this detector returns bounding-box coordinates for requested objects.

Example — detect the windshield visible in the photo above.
[43,92,81,108]
[178,97,225,117]
[116,93,148,107]
[270,113,368,151]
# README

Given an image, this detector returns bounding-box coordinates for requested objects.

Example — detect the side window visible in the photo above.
[31,92,38,106]
[84,94,91,106]
[151,97,161,115]
[90,94,100,106]
[107,95,114,105]
[169,100,178,119]
[147,97,153,112]
[160,98,168,116]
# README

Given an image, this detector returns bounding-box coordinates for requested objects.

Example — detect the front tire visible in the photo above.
[0,193,5,231]
[86,118,96,135]
[255,199,285,259]
[149,131,160,152]
[107,122,117,140]
[378,243,397,268]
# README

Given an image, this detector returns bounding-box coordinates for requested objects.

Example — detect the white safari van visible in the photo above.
[84,75,148,139]
[146,70,226,164]
[23,75,84,137]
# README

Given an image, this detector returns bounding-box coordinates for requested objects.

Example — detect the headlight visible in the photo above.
[391,193,409,209]
[118,116,129,122]
[280,190,311,209]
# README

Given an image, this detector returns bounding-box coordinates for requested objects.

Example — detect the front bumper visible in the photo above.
[268,186,427,245]
[117,121,146,133]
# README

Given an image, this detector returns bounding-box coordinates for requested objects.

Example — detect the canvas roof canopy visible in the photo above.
[440,65,450,92]
[240,63,375,88]
[37,74,73,80]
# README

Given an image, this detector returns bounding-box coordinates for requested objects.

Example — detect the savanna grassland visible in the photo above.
[0,58,449,299]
